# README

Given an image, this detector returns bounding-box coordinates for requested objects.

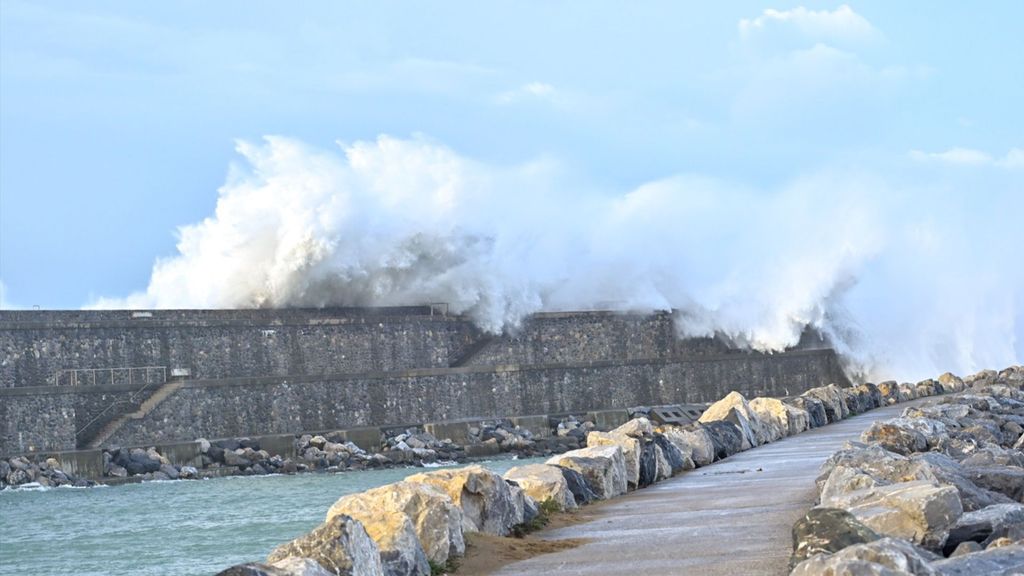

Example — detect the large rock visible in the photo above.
[659,425,714,467]
[406,465,522,536]
[861,420,929,455]
[698,391,772,449]
[791,507,880,567]
[555,465,597,505]
[612,417,654,439]
[826,480,964,550]
[787,395,829,428]
[912,452,1015,512]
[750,397,808,438]
[817,447,1013,516]
[944,503,1024,554]
[266,514,385,576]
[586,431,641,489]
[653,434,693,475]
[216,559,335,576]
[701,421,744,461]
[503,464,576,511]
[546,445,628,500]
[877,381,904,405]
[964,465,1024,502]
[791,537,938,576]
[803,385,851,423]
[938,373,966,393]
[637,440,658,488]
[326,482,458,571]
[930,544,1024,576]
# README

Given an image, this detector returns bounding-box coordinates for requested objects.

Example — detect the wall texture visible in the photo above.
[101,349,848,448]
[458,311,759,366]
[0,307,477,388]
[0,307,849,456]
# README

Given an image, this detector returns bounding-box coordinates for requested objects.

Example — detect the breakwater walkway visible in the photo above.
[492,400,923,576]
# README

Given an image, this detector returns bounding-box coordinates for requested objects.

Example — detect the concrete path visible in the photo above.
[493,400,921,576]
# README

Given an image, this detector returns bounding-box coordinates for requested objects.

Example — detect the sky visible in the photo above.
[1,2,1022,379]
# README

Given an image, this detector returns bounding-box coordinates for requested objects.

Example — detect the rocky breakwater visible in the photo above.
[790,366,1024,575]
[87,420,581,484]
[0,455,94,489]
[216,367,943,575]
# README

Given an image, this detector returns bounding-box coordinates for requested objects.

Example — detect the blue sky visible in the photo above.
[1,1,1020,310]
[1,2,1022,377]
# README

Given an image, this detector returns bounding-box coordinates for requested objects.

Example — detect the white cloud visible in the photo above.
[909,147,1024,168]
[739,4,878,46]
[496,81,558,105]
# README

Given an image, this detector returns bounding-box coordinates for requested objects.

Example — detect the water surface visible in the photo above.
[0,458,540,575]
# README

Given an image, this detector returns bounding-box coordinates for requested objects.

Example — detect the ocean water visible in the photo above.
[0,458,541,575]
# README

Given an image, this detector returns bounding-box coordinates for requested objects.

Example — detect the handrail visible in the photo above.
[54,366,166,387]
[74,372,168,442]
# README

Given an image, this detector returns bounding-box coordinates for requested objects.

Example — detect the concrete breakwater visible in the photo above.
[789,366,1024,575]
[0,307,845,457]
[214,367,1005,575]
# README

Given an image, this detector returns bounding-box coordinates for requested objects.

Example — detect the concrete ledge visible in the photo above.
[587,409,631,430]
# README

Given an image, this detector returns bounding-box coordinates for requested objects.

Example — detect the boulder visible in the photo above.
[791,537,938,576]
[216,560,333,576]
[268,558,335,576]
[861,420,929,456]
[503,464,576,511]
[555,465,597,505]
[930,544,1024,576]
[877,381,904,405]
[637,440,658,488]
[944,503,1024,555]
[938,373,966,393]
[856,383,885,411]
[546,445,628,500]
[749,397,807,438]
[786,395,829,428]
[653,442,673,481]
[406,465,522,536]
[586,431,641,489]
[803,385,851,423]
[612,417,654,438]
[825,480,964,550]
[698,391,772,449]
[790,507,880,567]
[911,452,1015,512]
[964,466,1024,502]
[326,482,460,569]
[266,514,385,576]
[701,421,744,461]
[898,382,920,402]
[659,425,713,467]
[653,434,692,475]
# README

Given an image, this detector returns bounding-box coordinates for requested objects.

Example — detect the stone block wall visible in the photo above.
[0,387,77,454]
[104,349,848,447]
[0,307,478,388]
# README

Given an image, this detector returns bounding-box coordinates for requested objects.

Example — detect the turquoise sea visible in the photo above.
[0,458,540,575]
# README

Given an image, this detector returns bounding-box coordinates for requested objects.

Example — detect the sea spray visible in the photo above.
[90,135,1024,381]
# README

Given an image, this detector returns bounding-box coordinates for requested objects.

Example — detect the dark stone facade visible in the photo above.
[0,307,477,388]
[101,349,848,448]
[0,307,848,456]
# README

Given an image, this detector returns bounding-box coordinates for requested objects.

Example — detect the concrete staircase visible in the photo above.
[450,334,497,367]
[83,380,185,449]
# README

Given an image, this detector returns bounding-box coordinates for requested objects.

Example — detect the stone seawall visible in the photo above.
[0,308,832,389]
[101,349,847,449]
[0,307,477,388]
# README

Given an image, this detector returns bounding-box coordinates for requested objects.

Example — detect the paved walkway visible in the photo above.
[493,400,921,575]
